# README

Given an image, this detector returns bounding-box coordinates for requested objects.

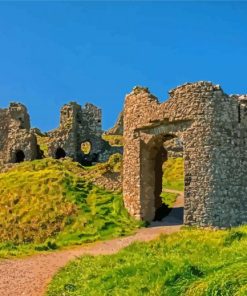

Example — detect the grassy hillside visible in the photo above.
[163,157,184,191]
[0,157,140,258]
[46,226,247,296]
[0,154,183,258]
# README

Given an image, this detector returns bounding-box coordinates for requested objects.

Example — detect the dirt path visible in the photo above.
[0,192,183,296]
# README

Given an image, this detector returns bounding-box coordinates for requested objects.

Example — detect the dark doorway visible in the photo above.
[153,136,184,223]
[55,148,66,159]
[153,146,170,221]
[154,146,168,209]
[15,150,25,163]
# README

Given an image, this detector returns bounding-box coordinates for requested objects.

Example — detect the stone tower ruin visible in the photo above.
[0,103,38,165]
[47,102,102,163]
[47,102,122,164]
[123,82,247,228]
[0,101,122,166]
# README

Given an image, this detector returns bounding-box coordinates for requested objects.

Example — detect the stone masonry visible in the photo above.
[1,82,246,228]
[123,82,247,227]
[47,102,103,163]
[107,111,183,157]
[47,102,122,164]
[0,102,121,166]
[0,103,39,165]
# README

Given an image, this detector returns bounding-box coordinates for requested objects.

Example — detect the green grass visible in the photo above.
[163,157,184,191]
[36,134,50,157]
[0,157,140,258]
[0,154,183,258]
[161,191,178,208]
[46,226,247,296]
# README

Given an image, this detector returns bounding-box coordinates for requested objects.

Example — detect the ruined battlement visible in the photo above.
[47,102,105,162]
[81,103,102,135]
[168,81,223,96]
[0,101,120,166]
[58,102,102,134]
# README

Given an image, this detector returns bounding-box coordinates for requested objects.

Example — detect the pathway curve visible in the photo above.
[0,191,183,296]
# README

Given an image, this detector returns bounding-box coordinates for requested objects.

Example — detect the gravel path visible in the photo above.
[0,191,183,296]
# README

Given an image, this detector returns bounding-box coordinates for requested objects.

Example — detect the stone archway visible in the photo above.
[123,83,247,227]
[55,147,66,159]
[139,133,183,221]
[15,150,25,163]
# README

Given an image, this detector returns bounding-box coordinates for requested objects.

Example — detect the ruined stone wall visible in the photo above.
[48,102,82,159]
[123,82,247,227]
[0,103,38,164]
[81,103,102,137]
[163,137,183,158]
[107,111,124,135]
[0,110,8,164]
[106,109,182,157]
[0,100,122,166]
[47,102,119,164]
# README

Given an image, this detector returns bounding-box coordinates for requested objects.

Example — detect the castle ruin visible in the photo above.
[0,101,121,166]
[1,81,247,228]
[0,103,39,164]
[123,81,247,228]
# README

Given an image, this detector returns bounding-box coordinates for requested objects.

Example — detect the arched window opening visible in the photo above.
[55,148,66,159]
[15,150,25,163]
[81,141,91,155]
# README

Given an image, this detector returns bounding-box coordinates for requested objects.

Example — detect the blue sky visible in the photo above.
[0,2,246,131]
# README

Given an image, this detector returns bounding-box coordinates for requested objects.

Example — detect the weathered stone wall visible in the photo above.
[163,137,183,158]
[47,102,120,164]
[107,111,124,135]
[0,101,121,166]
[106,109,182,157]
[98,145,123,162]
[0,103,38,164]
[123,82,247,227]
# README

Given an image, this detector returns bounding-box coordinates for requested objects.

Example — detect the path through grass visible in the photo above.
[46,226,247,296]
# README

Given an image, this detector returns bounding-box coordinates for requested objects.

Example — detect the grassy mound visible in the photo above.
[0,157,140,258]
[0,154,183,257]
[46,226,247,296]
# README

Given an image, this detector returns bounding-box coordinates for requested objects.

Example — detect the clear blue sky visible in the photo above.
[0,2,246,131]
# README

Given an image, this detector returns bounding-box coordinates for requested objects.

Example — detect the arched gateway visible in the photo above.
[123,82,247,228]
